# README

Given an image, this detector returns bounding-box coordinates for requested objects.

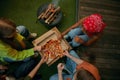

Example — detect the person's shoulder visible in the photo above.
[76,61,96,70]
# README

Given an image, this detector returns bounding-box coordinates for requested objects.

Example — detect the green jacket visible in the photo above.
[0,40,34,64]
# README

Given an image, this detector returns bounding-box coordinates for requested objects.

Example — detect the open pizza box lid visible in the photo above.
[32,27,71,66]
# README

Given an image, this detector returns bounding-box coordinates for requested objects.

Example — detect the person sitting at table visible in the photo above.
[60,14,106,47]
[0,18,37,50]
[0,54,48,80]
[0,18,42,78]
[50,50,100,80]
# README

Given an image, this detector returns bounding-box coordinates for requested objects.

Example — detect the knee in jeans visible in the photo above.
[69,50,76,55]
[49,76,53,80]
[49,74,58,80]
[69,50,79,58]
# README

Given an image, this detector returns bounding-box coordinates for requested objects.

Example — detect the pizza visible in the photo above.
[41,39,64,62]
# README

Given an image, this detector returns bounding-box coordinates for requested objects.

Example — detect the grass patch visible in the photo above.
[0,0,76,80]
[0,0,76,35]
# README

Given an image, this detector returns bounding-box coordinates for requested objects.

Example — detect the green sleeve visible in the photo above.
[8,48,35,61]
[0,40,35,62]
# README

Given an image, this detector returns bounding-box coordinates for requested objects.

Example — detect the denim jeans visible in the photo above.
[7,59,38,79]
[49,50,80,80]
[66,27,89,47]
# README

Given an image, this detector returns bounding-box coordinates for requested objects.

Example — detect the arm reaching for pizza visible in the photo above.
[28,55,48,79]
[57,63,64,80]
[33,46,42,52]
[63,50,83,65]
[57,50,83,80]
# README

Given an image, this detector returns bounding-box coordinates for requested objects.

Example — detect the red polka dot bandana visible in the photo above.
[83,14,106,34]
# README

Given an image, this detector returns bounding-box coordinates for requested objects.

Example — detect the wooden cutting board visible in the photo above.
[32,27,71,66]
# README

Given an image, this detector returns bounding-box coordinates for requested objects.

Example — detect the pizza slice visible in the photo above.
[41,39,64,64]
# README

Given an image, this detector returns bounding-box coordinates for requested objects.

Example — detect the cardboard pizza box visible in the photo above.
[32,27,71,66]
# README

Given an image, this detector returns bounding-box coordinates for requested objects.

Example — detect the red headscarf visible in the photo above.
[83,14,106,36]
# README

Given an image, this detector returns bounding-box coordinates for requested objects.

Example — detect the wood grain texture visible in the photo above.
[77,0,120,80]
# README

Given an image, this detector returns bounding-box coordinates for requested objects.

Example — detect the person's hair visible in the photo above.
[0,18,16,38]
[75,68,96,80]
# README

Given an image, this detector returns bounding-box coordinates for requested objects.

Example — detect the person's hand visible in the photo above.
[33,46,42,52]
[74,36,84,44]
[63,50,70,57]
[74,36,80,42]
[40,55,48,64]
[58,34,63,40]
[57,63,64,73]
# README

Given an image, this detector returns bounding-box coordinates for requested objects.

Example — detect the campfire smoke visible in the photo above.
[51,0,60,7]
